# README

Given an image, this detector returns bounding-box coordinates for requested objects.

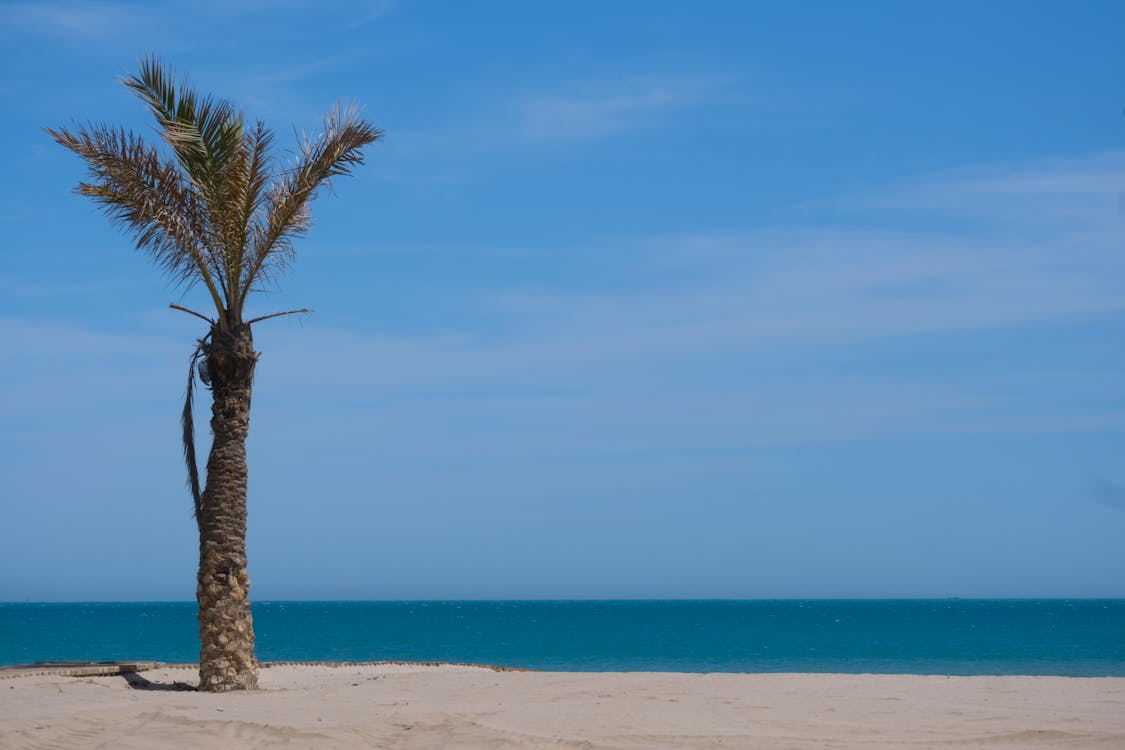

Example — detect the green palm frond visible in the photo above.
[224,121,274,314]
[123,57,252,310]
[123,57,245,199]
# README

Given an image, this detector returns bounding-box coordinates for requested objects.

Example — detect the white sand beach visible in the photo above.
[2,664,1124,749]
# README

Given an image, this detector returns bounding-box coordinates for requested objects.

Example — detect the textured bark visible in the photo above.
[196,323,259,691]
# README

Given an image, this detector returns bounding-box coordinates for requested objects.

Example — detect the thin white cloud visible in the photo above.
[384,74,733,159]
[517,76,726,142]
[0,1,148,39]
[340,0,395,30]
[216,50,374,121]
[830,150,1125,224]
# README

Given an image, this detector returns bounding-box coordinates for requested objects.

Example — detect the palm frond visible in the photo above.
[240,103,381,312]
[123,56,248,313]
[122,57,245,196]
[183,341,206,523]
[245,307,312,325]
[45,122,226,314]
[223,121,274,314]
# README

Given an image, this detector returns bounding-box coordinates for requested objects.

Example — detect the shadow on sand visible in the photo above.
[121,671,197,691]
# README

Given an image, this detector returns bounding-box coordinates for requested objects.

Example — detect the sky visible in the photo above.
[1,0,1123,601]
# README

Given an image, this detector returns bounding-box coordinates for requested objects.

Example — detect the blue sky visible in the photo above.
[1,0,1123,600]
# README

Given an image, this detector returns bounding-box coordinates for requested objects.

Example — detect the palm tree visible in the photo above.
[48,58,381,691]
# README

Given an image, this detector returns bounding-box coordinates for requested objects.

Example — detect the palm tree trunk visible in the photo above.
[196,323,259,691]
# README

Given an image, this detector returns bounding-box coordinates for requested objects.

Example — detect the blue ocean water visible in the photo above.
[1,600,1122,675]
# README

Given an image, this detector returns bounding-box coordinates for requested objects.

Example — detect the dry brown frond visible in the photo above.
[182,342,206,522]
[240,103,381,313]
[45,123,226,313]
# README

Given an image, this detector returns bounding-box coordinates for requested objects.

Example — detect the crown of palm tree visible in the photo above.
[47,56,382,332]
[49,58,382,521]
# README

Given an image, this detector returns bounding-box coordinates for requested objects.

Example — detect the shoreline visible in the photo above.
[5,659,1125,680]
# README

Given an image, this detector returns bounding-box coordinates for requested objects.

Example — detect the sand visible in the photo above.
[2,664,1124,749]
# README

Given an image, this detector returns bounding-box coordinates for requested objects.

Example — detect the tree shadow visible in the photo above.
[121,671,197,692]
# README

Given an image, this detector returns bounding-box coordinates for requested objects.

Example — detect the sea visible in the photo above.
[2,600,1123,675]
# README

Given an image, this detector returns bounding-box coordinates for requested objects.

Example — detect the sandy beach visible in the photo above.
[2,664,1123,749]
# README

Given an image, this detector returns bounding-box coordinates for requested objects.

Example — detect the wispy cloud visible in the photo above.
[0,1,148,39]
[383,72,734,161]
[474,150,1124,353]
[339,0,395,30]
[516,76,727,142]
[216,50,374,120]
[828,150,1125,224]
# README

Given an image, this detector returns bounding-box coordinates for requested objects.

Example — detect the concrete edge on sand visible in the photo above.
[0,660,536,679]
